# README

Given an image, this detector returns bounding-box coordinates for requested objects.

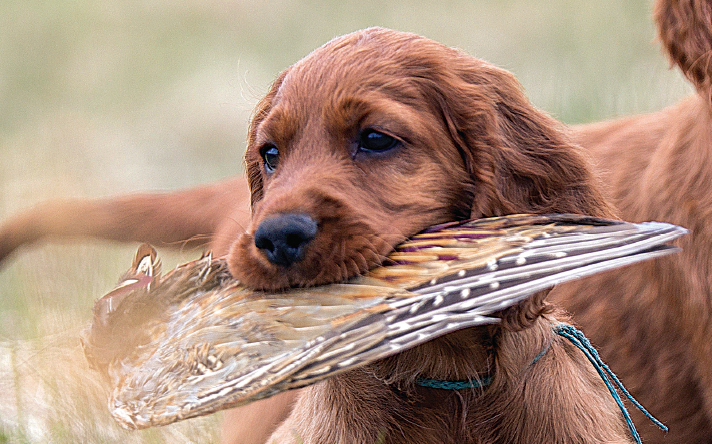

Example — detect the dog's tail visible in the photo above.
[655,0,712,102]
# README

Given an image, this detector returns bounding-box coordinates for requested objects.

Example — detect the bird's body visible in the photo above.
[81,214,685,430]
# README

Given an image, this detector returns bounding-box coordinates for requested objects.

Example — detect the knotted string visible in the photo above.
[414,323,667,443]
[554,323,668,443]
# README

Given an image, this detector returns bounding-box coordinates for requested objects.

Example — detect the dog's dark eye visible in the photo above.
[358,129,400,153]
[261,145,279,172]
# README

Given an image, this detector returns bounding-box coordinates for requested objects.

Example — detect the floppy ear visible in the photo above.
[419,54,614,330]
[655,0,712,102]
[425,56,613,219]
[244,71,288,210]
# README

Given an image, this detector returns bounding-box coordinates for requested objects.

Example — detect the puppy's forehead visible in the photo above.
[275,28,443,104]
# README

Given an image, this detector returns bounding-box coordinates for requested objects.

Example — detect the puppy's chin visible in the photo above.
[227,229,395,291]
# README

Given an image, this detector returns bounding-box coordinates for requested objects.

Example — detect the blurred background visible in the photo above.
[0,0,693,442]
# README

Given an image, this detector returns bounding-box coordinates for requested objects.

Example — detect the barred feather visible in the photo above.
[80,214,686,429]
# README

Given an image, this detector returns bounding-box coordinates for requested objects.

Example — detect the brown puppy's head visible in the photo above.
[229,28,611,291]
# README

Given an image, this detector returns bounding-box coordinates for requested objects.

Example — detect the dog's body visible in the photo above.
[551,1,712,442]
[552,94,712,444]
[0,28,639,443]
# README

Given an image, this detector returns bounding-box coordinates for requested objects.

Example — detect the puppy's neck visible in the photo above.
[367,326,495,393]
[274,317,587,444]
[368,291,555,393]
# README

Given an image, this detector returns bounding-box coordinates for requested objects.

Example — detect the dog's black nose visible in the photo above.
[253,214,318,267]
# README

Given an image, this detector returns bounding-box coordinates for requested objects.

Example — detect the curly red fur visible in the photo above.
[655,0,712,101]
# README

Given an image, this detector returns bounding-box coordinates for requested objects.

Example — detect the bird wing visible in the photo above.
[81,214,686,429]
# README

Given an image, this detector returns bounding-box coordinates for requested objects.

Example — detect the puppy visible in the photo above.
[2,28,642,443]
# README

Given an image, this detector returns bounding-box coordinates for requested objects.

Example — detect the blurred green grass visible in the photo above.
[0,0,693,442]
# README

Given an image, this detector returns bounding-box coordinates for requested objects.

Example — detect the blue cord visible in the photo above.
[413,323,667,444]
[415,375,492,390]
[529,340,551,366]
[554,323,668,443]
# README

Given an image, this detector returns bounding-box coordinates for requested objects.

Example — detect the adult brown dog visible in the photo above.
[550,0,712,443]
[2,29,642,443]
